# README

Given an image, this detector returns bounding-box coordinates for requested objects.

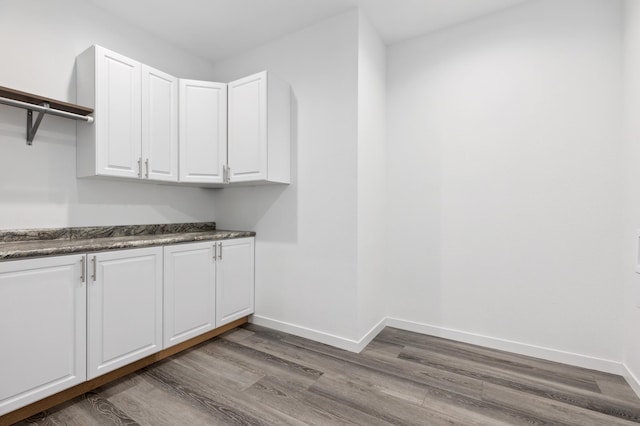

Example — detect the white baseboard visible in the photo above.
[250,315,386,353]
[385,318,624,376]
[623,364,640,399]
[250,315,627,378]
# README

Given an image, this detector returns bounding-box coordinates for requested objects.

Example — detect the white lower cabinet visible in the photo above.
[87,247,163,380]
[216,238,255,327]
[163,242,216,348]
[0,237,254,417]
[0,255,86,416]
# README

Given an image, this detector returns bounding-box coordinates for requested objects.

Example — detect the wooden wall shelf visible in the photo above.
[0,85,94,145]
[0,86,93,116]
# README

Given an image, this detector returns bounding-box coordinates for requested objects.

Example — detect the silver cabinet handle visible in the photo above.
[145,158,149,179]
[80,256,86,283]
[91,256,97,282]
[137,158,142,178]
[227,166,231,183]
[223,164,227,183]
[218,242,222,260]
[213,243,217,260]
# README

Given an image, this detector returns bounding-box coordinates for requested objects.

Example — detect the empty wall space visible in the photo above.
[356,12,388,340]
[209,11,362,344]
[623,0,640,396]
[0,0,217,229]
[386,0,626,370]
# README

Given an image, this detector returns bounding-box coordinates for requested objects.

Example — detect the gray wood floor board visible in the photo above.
[101,372,229,426]
[144,355,308,426]
[377,328,602,392]
[172,348,265,392]
[379,327,611,383]
[399,345,640,422]
[200,339,323,388]
[482,381,640,426]
[271,332,487,401]
[244,336,482,404]
[242,375,359,426]
[16,324,640,425]
[308,373,461,426]
[596,376,640,404]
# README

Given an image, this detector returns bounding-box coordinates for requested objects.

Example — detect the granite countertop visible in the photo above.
[0,222,255,261]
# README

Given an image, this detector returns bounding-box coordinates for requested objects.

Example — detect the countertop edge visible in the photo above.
[0,230,256,261]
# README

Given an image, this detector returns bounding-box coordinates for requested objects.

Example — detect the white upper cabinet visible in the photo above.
[77,46,142,179]
[77,45,178,182]
[228,71,290,184]
[77,46,291,187]
[142,65,178,182]
[179,79,227,184]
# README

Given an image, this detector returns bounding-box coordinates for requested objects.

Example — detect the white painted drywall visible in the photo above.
[357,13,388,337]
[209,11,361,341]
[0,0,217,229]
[623,0,640,396]
[386,0,625,362]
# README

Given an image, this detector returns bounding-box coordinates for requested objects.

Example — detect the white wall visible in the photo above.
[0,0,217,229]
[623,0,640,395]
[356,13,388,338]
[386,0,625,368]
[209,11,362,343]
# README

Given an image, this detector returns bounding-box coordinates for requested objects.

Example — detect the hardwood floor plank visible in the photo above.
[242,375,360,426]
[596,375,640,404]
[99,373,223,426]
[17,392,140,426]
[173,348,265,392]
[308,373,466,426]
[144,355,308,426]
[226,333,435,404]
[378,327,602,392]
[10,324,640,426]
[399,345,640,422]
[270,331,486,400]
[482,381,640,426]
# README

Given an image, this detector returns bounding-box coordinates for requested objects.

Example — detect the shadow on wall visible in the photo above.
[213,93,298,244]
[71,178,217,225]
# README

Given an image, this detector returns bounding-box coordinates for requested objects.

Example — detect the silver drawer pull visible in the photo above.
[91,256,97,282]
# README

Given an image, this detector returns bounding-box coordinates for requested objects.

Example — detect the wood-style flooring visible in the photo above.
[15,324,640,425]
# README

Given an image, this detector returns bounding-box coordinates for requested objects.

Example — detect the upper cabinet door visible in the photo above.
[228,71,291,184]
[94,47,142,178]
[227,72,268,183]
[142,65,178,182]
[178,79,227,184]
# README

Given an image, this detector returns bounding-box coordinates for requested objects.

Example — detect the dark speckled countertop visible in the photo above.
[0,222,255,261]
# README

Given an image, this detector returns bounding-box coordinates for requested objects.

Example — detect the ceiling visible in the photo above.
[88,0,531,63]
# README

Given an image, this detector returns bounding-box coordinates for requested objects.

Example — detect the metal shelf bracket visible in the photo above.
[0,91,94,146]
[26,103,48,145]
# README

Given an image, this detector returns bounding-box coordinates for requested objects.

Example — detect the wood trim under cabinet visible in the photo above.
[0,317,248,426]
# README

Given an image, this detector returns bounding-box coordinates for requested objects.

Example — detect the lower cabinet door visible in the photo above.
[0,255,86,416]
[87,247,163,380]
[163,242,216,348]
[216,237,255,326]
